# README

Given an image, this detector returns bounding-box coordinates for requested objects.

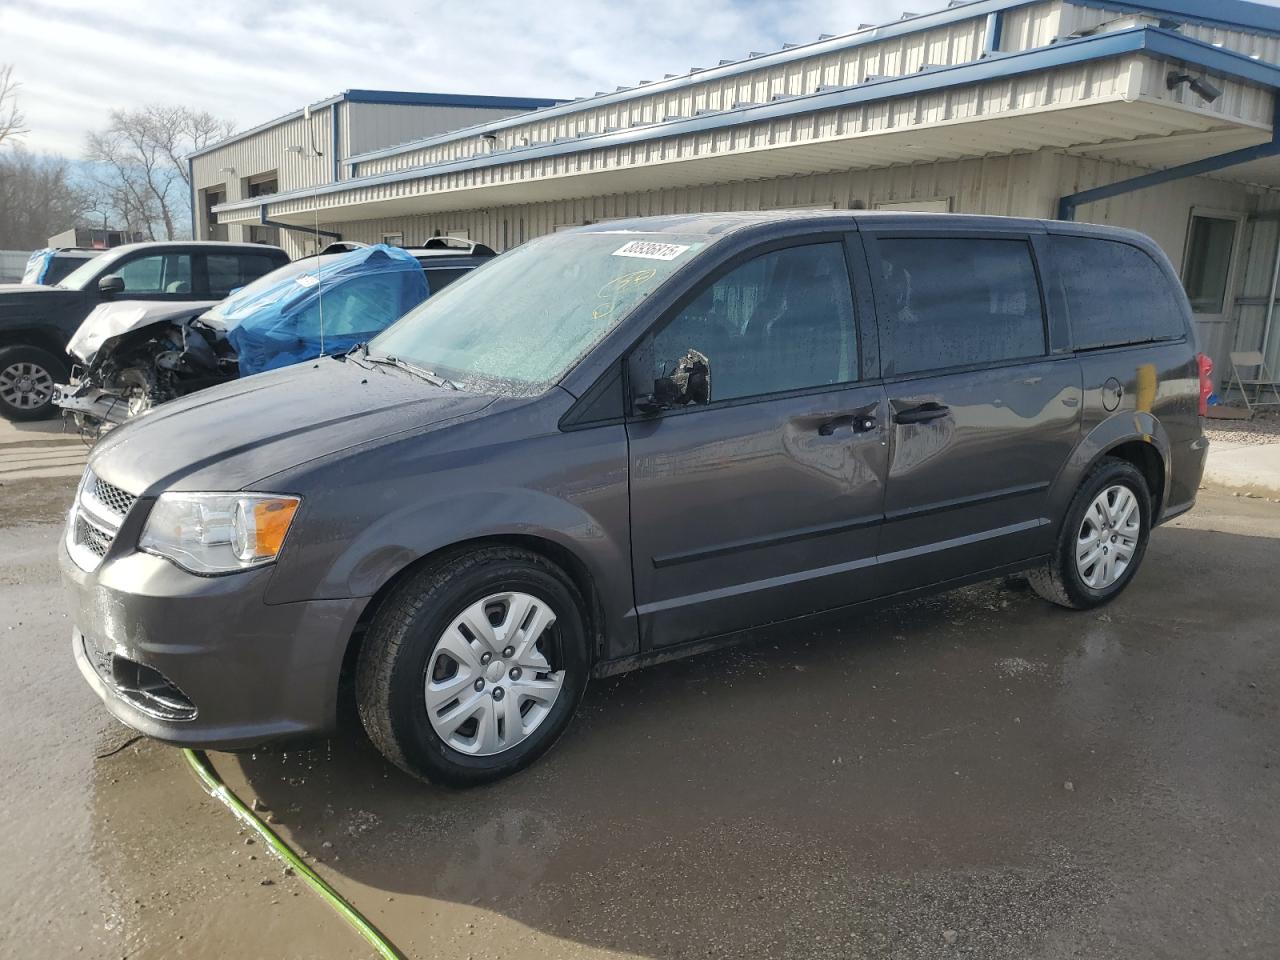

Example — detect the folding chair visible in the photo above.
[1229,351,1280,414]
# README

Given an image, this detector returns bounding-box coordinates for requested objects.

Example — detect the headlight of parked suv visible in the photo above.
[139,493,301,575]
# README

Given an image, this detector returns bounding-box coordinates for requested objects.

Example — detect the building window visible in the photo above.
[1183,214,1237,314]
[243,171,279,199]
[381,232,404,247]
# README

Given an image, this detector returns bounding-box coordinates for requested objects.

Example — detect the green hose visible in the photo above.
[182,748,404,960]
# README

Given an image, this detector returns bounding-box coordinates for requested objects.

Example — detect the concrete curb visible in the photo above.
[1202,442,1280,499]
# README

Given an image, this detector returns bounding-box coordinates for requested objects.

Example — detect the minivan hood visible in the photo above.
[88,357,495,494]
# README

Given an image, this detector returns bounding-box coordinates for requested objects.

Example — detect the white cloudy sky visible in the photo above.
[2,0,912,156]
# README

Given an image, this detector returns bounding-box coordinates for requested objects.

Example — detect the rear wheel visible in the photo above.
[0,345,68,421]
[1029,457,1151,609]
[356,546,589,787]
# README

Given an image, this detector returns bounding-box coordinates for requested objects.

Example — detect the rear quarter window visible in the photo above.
[1044,236,1186,350]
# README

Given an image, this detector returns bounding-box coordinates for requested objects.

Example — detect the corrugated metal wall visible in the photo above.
[351,4,1047,176]
[1062,3,1280,63]
[345,103,535,158]
[308,147,1260,257]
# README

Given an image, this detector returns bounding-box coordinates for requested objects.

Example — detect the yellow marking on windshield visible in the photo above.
[592,269,658,320]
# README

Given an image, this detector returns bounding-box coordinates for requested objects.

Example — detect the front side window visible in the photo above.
[372,231,711,396]
[1183,215,1237,314]
[114,254,193,295]
[647,242,857,404]
[1045,236,1186,349]
[873,237,1046,376]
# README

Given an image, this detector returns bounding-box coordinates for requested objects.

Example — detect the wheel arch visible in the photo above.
[1050,412,1171,527]
[337,532,609,703]
[0,328,70,357]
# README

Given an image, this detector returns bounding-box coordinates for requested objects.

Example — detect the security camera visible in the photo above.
[1166,71,1222,104]
[1189,76,1222,102]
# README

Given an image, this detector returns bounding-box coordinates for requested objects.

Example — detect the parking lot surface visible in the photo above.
[1,473,1277,959]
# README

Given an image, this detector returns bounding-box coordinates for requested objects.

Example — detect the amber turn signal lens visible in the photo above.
[251,497,300,558]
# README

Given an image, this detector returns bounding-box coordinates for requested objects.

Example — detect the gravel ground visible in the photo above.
[1204,407,1280,446]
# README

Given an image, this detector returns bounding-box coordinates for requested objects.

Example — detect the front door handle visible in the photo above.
[818,414,877,436]
[894,402,950,425]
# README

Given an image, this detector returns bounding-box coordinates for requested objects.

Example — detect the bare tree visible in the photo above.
[0,64,28,148]
[84,105,235,240]
[0,147,90,248]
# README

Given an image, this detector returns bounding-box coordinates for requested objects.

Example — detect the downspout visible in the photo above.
[1265,231,1280,363]
[188,157,197,239]
[331,102,341,183]
[1057,97,1280,221]
[260,203,342,241]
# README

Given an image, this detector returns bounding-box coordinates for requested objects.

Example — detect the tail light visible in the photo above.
[1196,353,1213,417]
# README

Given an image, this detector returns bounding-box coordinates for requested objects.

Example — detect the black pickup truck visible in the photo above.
[0,241,287,420]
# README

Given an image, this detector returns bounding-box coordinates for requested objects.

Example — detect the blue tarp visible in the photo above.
[22,249,55,285]
[221,244,429,376]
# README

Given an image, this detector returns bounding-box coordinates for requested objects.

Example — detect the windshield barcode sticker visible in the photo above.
[295,274,320,287]
[612,240,690,261]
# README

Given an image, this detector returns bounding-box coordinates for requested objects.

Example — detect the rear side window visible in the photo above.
[872,238,1046,376]
[1044,236,1185,349]
[206,253,282,298]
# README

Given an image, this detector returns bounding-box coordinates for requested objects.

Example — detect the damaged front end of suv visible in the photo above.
[55,300,229,433]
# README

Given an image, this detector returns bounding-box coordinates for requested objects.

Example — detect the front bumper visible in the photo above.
[53,380,132,426]
[62,542,369,750]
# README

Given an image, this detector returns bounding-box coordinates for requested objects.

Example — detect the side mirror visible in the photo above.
[98,275,125,297]
[635,376,680,415]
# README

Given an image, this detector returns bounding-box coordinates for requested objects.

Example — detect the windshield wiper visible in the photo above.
[365,353,460,390]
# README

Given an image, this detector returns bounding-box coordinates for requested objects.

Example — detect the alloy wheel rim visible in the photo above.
[425,591,565,756]
[1076,484,1141,590]
[0,361,53,409]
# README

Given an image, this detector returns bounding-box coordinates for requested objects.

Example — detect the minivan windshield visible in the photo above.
[370,231,710,396]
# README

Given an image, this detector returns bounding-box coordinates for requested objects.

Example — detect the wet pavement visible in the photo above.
[1,473,1277,959]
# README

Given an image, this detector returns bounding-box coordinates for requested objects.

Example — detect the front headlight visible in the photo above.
[139,492,301,575]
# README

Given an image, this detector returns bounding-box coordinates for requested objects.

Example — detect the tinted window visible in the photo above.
[650,242,857,403]
[114,254,193,295]
[873,238,1045,375]
[206,253,282,298]
[424,267,469,294]
[1045,236,1185,349]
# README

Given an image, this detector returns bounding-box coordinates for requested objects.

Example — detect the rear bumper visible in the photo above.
[1159,434,1209,525]
[62,541,368,750]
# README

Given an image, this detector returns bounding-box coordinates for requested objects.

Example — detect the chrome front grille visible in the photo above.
[88,475,136,517]
[68,469,135,572]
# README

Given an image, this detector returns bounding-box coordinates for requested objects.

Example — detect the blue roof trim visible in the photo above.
[212,26,1280,219]
[188,89,563,160]
[341,90,563,110]
[342,0,1040,167]
[1072,0,1280,37]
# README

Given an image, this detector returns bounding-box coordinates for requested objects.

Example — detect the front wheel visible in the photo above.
[0,345,68,421]
[1029,457,1152,610]
[356,546,589,787]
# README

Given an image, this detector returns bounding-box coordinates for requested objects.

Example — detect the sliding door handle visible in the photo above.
[894,402,950,425]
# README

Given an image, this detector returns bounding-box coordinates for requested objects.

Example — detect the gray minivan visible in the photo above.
[62,212,1210,786]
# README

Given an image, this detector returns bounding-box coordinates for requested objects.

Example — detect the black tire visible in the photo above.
[1029,457,1152,610]
[0,344,68,421]
[356,546,589,787]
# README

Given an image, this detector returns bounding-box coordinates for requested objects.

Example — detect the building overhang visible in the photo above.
[212,27,1280,228]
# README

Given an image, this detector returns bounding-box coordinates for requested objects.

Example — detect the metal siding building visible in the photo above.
[199,0,1280,383]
